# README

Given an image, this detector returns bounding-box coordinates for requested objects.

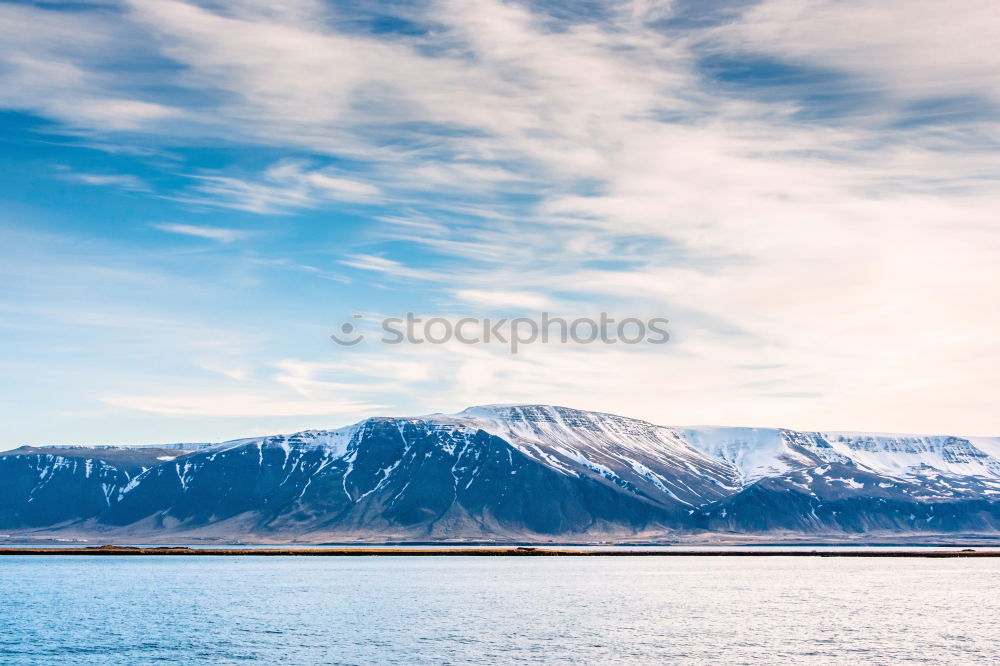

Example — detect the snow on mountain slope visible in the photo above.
[675,426,1000,485]
[671,427,841,483]
[816,433,1000,480]
[966,437,1000,461]
[206,425,364,459]
[425,405,742,506]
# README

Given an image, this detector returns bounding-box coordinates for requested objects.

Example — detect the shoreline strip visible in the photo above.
[1,547,998,557]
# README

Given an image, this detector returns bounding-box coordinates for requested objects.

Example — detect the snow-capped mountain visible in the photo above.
[432,405,741,506]
[2,405,999,541]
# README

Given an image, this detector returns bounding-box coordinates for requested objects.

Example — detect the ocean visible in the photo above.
[2,555,997,664]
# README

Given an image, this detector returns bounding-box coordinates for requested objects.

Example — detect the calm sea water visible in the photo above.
[2,556,998,664]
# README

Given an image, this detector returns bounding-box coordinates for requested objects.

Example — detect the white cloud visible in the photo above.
[178,160,381,213]
[451,289,553,310]
[339,254,446,282]
[153,223,247,243]
[196,362,249,381]
[62,172,150,192]
[706,0,1000,104]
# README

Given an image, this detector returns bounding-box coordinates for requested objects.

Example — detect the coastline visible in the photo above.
[2,545,998,557]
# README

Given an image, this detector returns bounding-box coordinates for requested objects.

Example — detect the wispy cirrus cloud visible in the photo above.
[60,171,151,192]
[338,254,448,282]
[177,160,381,213]
[153,223,248,243]
[451,289,554,310]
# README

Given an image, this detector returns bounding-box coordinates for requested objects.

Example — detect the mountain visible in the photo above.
[2,405,999,542]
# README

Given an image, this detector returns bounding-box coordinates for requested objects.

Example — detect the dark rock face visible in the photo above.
[0,454,127,528]
[2,406,999,541]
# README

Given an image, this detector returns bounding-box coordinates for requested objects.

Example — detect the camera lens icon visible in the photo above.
[330,315,365,346]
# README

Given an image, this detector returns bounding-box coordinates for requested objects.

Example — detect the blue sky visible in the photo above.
[2,0,999,447]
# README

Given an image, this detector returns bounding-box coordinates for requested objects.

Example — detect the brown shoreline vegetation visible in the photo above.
[1,545,998,557]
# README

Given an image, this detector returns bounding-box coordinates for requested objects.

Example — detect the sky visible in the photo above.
[1,0,999,447]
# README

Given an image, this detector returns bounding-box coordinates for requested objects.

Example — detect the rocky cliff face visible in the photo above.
[3,406,999,541]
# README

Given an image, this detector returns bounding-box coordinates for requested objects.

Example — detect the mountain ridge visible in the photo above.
[4,404,1000,542]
